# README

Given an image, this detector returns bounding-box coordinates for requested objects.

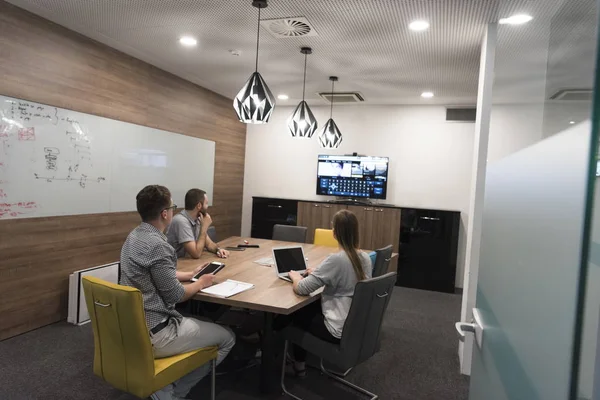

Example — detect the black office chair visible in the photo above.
[272,224,308,243]
[372,245,393,277]
[280,272,397,400]
[207,226,217,243]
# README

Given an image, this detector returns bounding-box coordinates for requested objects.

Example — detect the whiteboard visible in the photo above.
[0,95,215,219]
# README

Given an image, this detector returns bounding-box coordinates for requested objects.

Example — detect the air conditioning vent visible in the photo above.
[549,89,592,101]
[318,92,365,103]
[446,107,476,122]
[260,17,318,38]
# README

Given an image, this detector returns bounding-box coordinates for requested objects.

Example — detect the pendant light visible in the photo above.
[287,47,318,138]
[233,0,275,124]
[317,76,343,148]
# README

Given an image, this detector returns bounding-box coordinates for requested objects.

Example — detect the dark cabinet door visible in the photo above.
[251,198,298,239]
[347,205,375,250]
[298,202,321,243]
[297,202,346,243]
[397,208,460,293]
[372,207,401,252]
[320,204,347,231]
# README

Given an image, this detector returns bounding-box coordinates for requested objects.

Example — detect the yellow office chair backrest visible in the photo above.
[82,276,155,396]
[314,228,338,247]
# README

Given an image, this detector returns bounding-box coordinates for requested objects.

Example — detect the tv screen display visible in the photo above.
[316,155,389,199]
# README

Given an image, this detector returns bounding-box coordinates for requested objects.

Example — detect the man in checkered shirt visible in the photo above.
[120,185,235,400]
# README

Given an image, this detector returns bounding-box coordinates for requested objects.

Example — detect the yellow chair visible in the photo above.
[81,276,218,399]
[314,228,338,247]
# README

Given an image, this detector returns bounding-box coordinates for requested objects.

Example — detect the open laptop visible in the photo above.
[272,246,308,282]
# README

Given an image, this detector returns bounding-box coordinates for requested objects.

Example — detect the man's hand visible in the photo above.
[193,262,210,275]
[179,263,209,282]
[306,265,316,275]
[199,212,213,229]
[197,274,215,290]
[288,270,303,283]
[216,248,229,259]
[180,271,194,281]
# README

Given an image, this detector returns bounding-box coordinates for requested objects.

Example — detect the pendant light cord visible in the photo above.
[302,53,308,101]
[330,79,335,118]
[255,6,261,72]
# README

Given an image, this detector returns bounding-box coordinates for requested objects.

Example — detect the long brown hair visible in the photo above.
[332,209,366,281]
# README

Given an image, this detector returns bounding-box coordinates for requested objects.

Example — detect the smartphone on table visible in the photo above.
[225,246,246,251]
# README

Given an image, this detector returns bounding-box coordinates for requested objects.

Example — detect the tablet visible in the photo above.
[191,262,226,281]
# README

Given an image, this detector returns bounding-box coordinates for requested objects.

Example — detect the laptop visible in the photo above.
[272,246,308,282]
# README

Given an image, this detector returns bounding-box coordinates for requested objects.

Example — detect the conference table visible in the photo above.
[177,236,335,393]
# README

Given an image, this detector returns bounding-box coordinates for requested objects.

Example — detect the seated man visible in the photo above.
[167,188,229,259]
[120,185,235,400]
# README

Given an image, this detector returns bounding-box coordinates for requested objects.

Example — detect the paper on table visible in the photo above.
[200,279,254,298]
[254,257,273,266]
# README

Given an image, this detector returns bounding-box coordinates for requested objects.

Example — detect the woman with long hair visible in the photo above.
[286,209,372,376]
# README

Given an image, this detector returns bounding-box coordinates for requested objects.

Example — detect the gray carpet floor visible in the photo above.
[0,287,469,400]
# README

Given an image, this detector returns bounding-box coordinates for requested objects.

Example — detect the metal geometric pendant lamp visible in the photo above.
[233,0,275,124]
[287,47,318,138]
[317,76,343,148]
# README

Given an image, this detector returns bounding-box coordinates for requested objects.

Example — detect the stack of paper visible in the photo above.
[201,279,254,298]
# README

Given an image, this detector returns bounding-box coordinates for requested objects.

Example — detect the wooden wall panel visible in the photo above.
[0,1,247,340]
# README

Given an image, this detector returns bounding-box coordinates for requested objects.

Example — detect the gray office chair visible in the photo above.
[281,272,397,400]
[372,245,393,277]
[207,226,217,242]
[272,224,308,243]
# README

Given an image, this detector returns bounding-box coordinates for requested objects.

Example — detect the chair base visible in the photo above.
[280,341,378,400]
[322,363,353,377]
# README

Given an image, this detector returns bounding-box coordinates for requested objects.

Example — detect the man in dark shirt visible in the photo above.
[120,185,235,400]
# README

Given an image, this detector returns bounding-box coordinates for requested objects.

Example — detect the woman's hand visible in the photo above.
[288,270,303,283]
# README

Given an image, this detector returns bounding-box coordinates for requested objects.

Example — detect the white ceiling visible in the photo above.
[492,0,597,104]
[6,0,596,106]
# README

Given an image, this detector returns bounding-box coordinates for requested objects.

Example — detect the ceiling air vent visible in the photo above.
[260,17,318,38]
[549,89,593,101]
[318,92,365,103]
[446,107,476,123]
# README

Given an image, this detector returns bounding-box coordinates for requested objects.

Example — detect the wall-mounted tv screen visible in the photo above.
[316,155,389,199]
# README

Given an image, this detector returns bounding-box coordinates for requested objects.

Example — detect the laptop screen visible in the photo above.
[273,247,306,273]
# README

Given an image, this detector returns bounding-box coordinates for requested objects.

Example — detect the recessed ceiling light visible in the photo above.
[409,20,430,31]
[179,36,197,47]
[421,91,434,98]
[278,94,289,100]
[499,14,533,25]
[569,120,576,124]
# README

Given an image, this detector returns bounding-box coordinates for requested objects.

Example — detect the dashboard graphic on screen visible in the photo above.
[316,155,389,199]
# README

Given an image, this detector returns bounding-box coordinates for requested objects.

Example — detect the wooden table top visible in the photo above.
[177,236,337,315]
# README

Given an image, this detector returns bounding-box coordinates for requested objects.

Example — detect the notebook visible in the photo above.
[200,279,254,298]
